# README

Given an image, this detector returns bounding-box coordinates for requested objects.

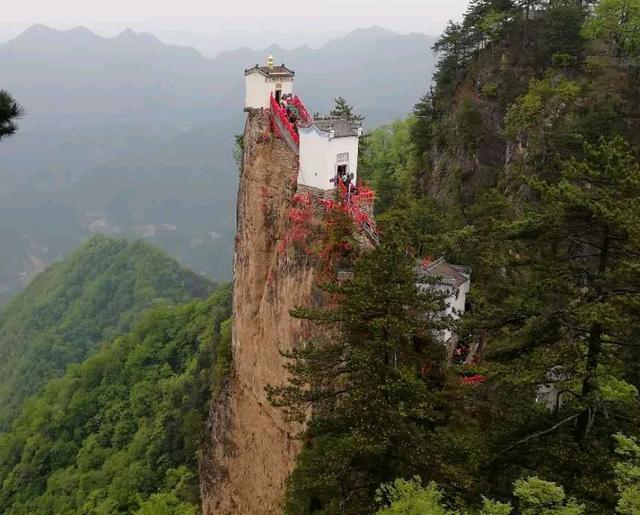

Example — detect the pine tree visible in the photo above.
[468,137,640,506]
[268,234,452,514]
[330,96,364,121]
[510,137,638,438]
[0,91,23,141]
[411,93,436,179]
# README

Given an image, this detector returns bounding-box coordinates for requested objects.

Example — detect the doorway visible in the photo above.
[337,164,348,183]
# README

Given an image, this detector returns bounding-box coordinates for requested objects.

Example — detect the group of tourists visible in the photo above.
[280,94,300,130]
[330,168,358,202]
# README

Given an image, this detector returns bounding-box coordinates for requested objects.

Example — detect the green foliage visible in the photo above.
[613,434,640,514]
[0,285,231,514]
[513,477,584,515]
[374,476,584,514]
[535,2,586,67]
[455,97,484,152]
[0,90,23,140]
[448,138,640,511]
[600,376,639,403]
[359,118,417,213]
[504,73,581,143]
[269,235,453,514]
[432,20,470,101]
[479,497,512,515]
[0,236,214,431]
[233,134,245,167]
[280,0,640,512]
[479,9,510,42]
[481,82,499,97]
[211,318,232,396]
[376,478,455,515]
[330,96,363,120]
[583,0,640,57]
[377,198,456,260]
[412,93,437,172]
[136,493,198,515]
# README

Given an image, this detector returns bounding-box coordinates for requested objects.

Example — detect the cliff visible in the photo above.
[200,109,322,514]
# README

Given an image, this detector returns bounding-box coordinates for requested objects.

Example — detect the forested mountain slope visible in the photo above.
[0,235,213,431]
[272,0,640,513]
[0,285,232,515]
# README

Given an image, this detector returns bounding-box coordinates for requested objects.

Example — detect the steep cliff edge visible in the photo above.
[201,109,321,514]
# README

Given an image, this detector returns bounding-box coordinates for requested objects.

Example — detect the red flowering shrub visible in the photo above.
[279,183,378,279]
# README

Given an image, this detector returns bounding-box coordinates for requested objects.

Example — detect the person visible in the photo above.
[288,103,298,127]
[288,103,300,120]
[347,173,357,199]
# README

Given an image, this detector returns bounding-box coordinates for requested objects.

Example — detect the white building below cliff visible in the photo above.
[417,257,471,346]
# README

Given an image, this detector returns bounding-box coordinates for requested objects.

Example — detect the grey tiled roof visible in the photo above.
[418,257,471,288]
[313,117,362,138]
[244,64,295,78]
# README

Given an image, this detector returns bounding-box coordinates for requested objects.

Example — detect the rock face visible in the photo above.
[201,109,320,514]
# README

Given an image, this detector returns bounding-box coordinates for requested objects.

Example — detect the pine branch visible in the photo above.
[497,413,581,456]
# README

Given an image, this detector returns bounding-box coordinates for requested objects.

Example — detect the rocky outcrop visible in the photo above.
[201,109,321,514]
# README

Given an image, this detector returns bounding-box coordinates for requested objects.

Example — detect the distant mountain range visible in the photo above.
[0,24,436,125]
[0,24,437,301]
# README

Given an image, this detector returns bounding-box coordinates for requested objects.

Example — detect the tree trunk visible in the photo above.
[575,322,602,441]
[575,228,610,442]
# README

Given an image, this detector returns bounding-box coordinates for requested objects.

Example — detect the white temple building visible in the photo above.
[244,55,362,192]
[244,56,294,109]
[298,118,362,190]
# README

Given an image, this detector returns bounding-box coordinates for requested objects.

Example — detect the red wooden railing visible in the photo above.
[291,95,313,125]
[270,93,299,146]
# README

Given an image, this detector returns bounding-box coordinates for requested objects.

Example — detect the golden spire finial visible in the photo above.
[267,54,274,68]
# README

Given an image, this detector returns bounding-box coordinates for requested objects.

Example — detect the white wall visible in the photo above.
[298,129,329,189]
[442,279,469,343]
[245,72,294,109]
[298,127,359,190]
[330,135,359,183]
[419,278,469,344]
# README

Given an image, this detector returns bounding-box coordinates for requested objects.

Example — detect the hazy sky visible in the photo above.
[1,0,470,54]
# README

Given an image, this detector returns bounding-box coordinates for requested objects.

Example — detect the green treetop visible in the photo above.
[375,476,584,515]
[583,0,640,58]
[330,96,364,120]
